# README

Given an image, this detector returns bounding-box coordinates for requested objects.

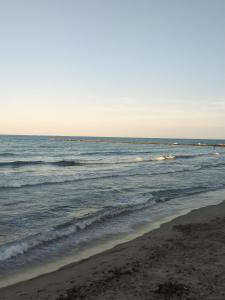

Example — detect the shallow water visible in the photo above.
[0,135,225,284]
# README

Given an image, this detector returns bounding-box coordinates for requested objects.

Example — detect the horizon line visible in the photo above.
[0,133,224,141]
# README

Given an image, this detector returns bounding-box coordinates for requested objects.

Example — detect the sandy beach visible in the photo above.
[1,0,225,298]
[1,198,225,300]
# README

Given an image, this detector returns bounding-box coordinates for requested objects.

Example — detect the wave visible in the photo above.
[0,243,30,262]
[53,160,85,167]
[0,161,44,168]
[155,155,176,160]
[155,153,224,160]
[0,160,85,168]
[0,152,17,157]
[1,183,224,263]
[0,197,152,262]
[0,158,153,169]
[176,153,213,159]
[0,152,217,169]
[1,159,225,189]
[0,157,155,168]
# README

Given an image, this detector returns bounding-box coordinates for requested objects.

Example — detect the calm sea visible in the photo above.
[0,135,225,284]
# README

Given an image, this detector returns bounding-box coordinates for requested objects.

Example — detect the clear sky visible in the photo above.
[0,0,225,138]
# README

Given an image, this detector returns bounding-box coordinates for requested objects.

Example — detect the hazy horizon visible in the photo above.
[1,134,225,142]
[1,0,225,138]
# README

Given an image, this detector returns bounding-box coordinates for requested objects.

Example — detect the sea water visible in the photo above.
[0,135,225,285]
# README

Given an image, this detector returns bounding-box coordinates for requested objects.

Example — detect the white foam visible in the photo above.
[155,155,176,161]
[0,243,29,261]
[134,157,144,162]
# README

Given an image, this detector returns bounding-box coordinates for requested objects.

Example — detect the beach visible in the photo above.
[1,136,225,299]
[1,198,225,300]
[1,0,225,297]
[1,0,224,297]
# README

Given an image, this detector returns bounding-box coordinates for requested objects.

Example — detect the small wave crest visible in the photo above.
[0,243,29,262]
[53,160,85,167]
[155,153,217,161]
[0,160,85,168]
[0,152,17,157]
[0,161,44,168]
[155,155,176,161]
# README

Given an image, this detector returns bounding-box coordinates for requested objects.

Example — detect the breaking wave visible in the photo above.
[1,183,223,263]
[0,197,152,262]
[0,152,218,169]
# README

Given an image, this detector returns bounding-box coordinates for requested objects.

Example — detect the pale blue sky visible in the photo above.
[0,0,225,138]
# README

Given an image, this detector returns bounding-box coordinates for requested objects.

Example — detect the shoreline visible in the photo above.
[1,195,225,299]
[1,188,224,290]
[0,209,189,289]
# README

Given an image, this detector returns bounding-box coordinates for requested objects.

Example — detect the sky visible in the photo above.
[0,0,225,138]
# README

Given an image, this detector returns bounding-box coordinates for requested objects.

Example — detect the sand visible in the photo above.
[1,200,225,300]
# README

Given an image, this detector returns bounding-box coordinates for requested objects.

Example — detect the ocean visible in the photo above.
[0,135,225,286]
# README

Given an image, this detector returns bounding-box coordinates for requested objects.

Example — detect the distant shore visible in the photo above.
[1,197,225,300]
[51,136,225,148]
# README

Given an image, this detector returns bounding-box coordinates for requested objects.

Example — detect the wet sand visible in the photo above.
[1,200,225,300]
